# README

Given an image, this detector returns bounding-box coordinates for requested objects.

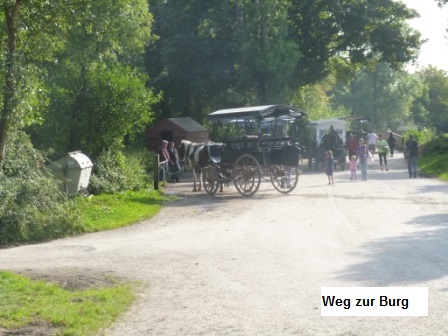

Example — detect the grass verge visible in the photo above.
[0,271,135,336]
[419,152,448,181]
[76,189,168,232]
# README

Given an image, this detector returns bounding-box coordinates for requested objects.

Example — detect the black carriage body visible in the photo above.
[204,105,306,196]
[210,137,301,168]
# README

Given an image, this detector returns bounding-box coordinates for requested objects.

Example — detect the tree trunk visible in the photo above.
[0,1,21,165]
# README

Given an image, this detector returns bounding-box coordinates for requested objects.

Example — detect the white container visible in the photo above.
[47,151,93,194]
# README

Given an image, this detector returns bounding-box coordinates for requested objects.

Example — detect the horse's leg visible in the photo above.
[190,162,198,192]
[197,168,202,191]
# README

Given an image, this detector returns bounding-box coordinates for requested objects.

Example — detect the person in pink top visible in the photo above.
[349,155,357,180]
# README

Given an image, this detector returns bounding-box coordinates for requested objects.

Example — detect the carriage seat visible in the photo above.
[207,144,223,164]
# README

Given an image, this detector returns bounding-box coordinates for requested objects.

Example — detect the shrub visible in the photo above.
[88,149,154,195]
[0,132,83,245]
[420,133,448,156]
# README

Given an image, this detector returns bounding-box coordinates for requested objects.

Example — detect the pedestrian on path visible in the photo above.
[347,133,358,159]
[376,134,390,171]
[387,132,397,158]
[367,130,378,155]
[404,134,419,178]
[356,138,369,181]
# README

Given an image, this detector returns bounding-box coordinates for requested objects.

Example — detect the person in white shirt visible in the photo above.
[367,130,378,154]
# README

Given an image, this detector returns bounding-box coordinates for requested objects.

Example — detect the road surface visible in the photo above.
[1,152,448,335]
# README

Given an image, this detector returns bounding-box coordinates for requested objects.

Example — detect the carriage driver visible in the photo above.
[320,125,343,151]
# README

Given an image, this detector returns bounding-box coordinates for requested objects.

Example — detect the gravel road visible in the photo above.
[1,152,448,336]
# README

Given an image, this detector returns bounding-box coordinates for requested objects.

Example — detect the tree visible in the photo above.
[0,0,71,165]
[331,63,421,130]
[417,67,448,133]
[288,0,422,86]
[146,0,422,121]
[1,0,156,164]
[25,0,157,157]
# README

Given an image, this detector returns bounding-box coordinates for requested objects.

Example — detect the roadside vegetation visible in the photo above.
[1,0,448,334]
[0,271,135,336]
[406,129,448,181]
[401,128,448,181]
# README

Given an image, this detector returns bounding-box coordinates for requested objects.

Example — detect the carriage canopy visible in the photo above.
[207,105,306,122]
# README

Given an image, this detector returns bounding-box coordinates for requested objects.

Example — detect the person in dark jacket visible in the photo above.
[167,141,180,182]
[387,132,397,158]
[404,134,419,178]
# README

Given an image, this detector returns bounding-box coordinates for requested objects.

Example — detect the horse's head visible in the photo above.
[177,140,191,164]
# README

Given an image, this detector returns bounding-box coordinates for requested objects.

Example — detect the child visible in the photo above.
[349,155,357,180]
[325,150,334,185]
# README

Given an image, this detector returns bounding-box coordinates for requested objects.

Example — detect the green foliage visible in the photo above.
[332,63,422,130]
[288,80,350,121]
[0,132,83,246]
[419,133,448,156]
[415,67,448,133]
[419,152,448,181]
[88,149,154,195]
[34,62,159,157]
[0,271,135,335]
[147,0,421,120]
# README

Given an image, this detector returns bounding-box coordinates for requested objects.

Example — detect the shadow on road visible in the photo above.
[337,212,448,289]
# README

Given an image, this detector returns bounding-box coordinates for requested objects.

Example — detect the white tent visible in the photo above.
[308,118,347,146]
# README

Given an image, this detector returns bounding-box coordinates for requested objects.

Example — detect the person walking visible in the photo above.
[387,132,397,158]
[376,134,390,171]
[367,130,378,155]
[325,150,334,185]
[404,134,419,178]
[356,138,369,181]
[346,133,358,159]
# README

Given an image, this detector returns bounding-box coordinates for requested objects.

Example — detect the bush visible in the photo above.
[88,149,155,195]
[420,133,448,156]
[0,132,83,245]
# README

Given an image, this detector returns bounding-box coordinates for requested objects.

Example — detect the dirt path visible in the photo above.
[1,152,448,335]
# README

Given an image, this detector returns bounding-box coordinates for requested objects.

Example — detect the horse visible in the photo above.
[177,140,209,192]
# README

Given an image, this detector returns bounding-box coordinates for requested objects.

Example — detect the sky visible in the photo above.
[398,0,448,71]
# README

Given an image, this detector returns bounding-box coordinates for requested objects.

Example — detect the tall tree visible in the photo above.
[288,0,422,86]
[0,1,71,165]
[417,67,448,133]
[146,0,422,121]
[332,63,421,130]
[28,0,158,156]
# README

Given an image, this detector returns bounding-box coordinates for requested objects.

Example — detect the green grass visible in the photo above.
[419,152,448,181]
[0,271,135,336]
[0,189,169,334]
[76,189,168,232]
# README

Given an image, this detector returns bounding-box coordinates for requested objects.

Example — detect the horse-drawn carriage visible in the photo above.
[307,118,347,171]
[180,105,307,197]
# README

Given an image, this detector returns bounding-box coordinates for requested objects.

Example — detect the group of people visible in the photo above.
[157,140,181,182]
[326,130,419,184]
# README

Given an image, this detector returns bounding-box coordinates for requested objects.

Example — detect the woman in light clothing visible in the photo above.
[356,139,369,181]
[375,134,389,171]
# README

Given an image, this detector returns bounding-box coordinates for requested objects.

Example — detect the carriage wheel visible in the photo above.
[232,154,261,197]
[202,166,220,195]
[270,165,299,194]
